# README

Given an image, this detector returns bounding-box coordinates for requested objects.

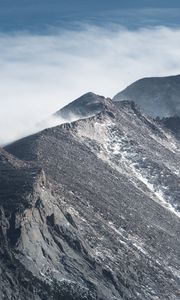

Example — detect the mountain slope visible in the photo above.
[1,98,180,299]
[113,75,180,118]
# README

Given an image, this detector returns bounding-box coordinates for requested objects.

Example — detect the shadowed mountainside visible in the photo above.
[113,75,180,118]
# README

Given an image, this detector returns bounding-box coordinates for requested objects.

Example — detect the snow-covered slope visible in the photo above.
[73,100,180,215]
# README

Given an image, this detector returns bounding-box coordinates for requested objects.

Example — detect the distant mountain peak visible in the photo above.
[113,74,180,118]
[55,92,111,120]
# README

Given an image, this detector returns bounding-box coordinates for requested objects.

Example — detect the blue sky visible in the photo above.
[1,0,180,32]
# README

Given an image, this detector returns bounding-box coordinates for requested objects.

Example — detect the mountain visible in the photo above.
[113,75,180,118]
[1,95,180,300]
[55,92,111,120]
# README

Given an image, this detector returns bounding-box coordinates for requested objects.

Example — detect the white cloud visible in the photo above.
[0,25,180,145]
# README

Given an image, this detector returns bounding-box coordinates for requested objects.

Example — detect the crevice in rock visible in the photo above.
[7,213,21,246]
[46,213,55,227]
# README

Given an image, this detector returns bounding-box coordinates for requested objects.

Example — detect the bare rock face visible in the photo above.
[113,75,180,118]
[1,95,180,300]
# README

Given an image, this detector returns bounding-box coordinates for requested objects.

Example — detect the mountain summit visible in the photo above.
[55,92,111,120]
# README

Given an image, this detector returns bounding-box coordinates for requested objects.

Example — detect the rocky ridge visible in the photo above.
[0,94,180,300]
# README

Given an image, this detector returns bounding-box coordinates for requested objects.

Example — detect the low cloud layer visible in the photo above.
[1,25,180,145]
